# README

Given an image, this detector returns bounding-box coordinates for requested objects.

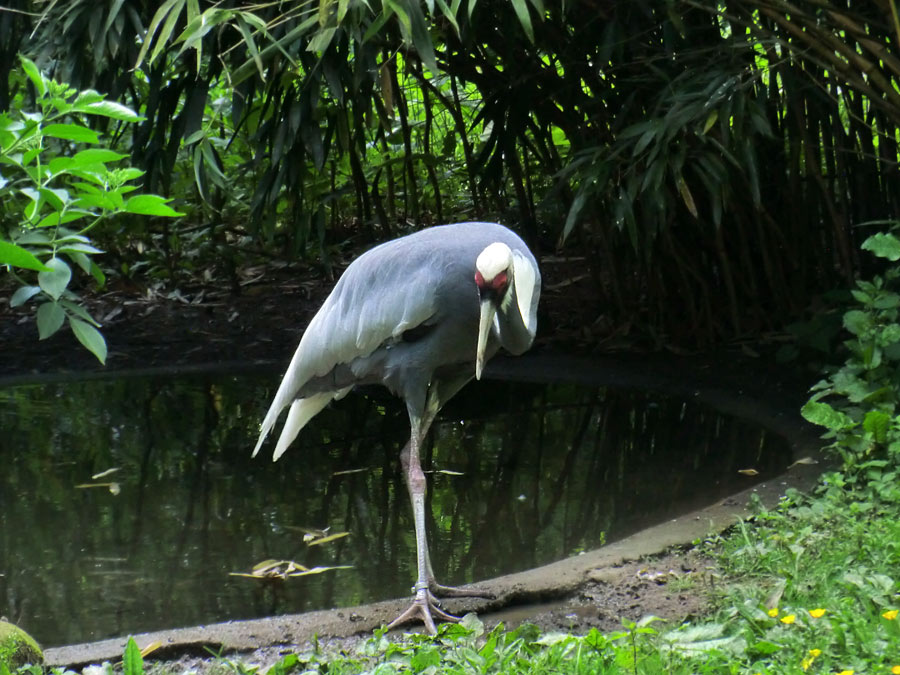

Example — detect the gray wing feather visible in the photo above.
[253,246,437,454]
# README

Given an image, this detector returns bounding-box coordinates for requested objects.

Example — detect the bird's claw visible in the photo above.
[387,590,460,634]
[427,580,495,599]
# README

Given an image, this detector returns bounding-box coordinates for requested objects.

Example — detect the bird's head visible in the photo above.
[474,242,514,380]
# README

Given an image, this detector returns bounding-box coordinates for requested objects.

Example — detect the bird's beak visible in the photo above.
[476,296,497,380]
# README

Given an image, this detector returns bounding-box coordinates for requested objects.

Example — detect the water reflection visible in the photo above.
[0,373,789,646]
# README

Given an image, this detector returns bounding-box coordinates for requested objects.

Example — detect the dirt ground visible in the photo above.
[139,549,716,674]
[1,259,823,671]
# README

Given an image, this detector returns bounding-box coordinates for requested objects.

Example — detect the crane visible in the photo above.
[252,221,541,633]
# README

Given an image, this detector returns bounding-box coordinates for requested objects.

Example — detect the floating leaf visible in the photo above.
[230,559,353,580]
[737,468,759,476]
[306,531,349,546]
[92,467,121,480]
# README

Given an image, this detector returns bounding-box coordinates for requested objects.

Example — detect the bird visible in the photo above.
[252,221,541,633]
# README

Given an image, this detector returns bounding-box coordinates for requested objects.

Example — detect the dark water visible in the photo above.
[0,372,790,647]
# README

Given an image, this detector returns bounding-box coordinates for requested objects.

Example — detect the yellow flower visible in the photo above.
[883,609,899,620]
[892,667,900,675]
[780,614,796,624]
[801,649,822,671]
[767,607,779,617]
[836,671,854,675]
[809,608,826,618]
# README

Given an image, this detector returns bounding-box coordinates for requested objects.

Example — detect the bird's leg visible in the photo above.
[420,377,494,601]
[388,381,494,633]
[389,417,459,634]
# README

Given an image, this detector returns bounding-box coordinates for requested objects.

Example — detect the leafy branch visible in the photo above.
[1,56,183,364]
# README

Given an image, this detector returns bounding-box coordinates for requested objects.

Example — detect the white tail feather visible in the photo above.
[271,393,333,461]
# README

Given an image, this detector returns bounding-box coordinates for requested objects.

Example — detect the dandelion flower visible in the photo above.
[808,649,821,657]
[780,614,796,624]
[891,666,900,675]
[836,671,854,675]
[883,609,899,620]
[767,607,779,617]
[809,608,826,618]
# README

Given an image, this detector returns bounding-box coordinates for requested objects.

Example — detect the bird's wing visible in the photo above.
[253,254,438,457]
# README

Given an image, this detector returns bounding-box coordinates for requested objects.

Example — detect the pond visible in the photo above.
[0,366,791,647]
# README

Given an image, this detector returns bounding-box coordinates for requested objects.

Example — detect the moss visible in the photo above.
[0,621,43,669]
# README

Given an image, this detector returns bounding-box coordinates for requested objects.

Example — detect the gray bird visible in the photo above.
[252,221,541,633]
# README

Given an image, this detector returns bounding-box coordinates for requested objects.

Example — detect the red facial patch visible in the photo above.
[475,269,509,293]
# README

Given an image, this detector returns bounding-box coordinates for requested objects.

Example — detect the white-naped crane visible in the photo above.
[253,221,541,633]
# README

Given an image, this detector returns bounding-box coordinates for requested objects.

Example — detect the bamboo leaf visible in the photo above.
[135,0,185,68]
[510,0,534,42]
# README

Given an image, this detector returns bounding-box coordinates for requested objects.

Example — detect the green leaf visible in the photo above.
[861,232,900,261]
[9,285,41,307]
[749,639,782,655]
[801,400,856,432]
[510,0,534,42]
[71,317,108,365]
[72,148,129,165]
[37,301,66,339]
[38,257,72,301]
[863,410,892,443]
[843,309,870,336]
[43,123,100,144]
[0,240,51,271]
[124,194,184,217]
[19,55,46,96]
[123,637,142,675]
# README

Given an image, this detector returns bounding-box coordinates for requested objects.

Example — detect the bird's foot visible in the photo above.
[387,589,459,635]
[428,579,495,599]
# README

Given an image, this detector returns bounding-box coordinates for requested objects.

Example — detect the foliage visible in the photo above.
[801,229,900,491]
[0,57,182,363]
[8,0,897,348]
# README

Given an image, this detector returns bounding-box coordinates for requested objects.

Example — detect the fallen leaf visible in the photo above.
[738,468,759,476]
[788,457,818,469]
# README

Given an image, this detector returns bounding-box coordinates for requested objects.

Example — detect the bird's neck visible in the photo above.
[496,272,534,355]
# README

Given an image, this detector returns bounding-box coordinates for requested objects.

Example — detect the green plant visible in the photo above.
[1,56,182,363]
[801,228,900,498]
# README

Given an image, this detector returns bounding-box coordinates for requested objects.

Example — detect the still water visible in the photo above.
[0,372,790,646]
